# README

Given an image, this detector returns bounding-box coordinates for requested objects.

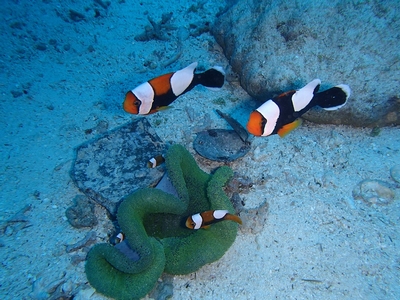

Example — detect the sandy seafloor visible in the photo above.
[0,1,399,299]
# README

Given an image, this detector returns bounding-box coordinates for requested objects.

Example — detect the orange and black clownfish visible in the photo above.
[246,79,351,137]
[185,209,242,230]
[123,62,225,115]
[147,154,165,168]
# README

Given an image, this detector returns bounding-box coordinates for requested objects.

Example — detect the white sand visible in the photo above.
[1,1,399,299]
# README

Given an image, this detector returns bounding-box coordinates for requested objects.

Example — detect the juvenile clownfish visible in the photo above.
[110,232,125,245]
[123,62,225,115]
[246,79,351,137]
[115,232,124,243]
[185,209,242,230]
[147,154,165,168]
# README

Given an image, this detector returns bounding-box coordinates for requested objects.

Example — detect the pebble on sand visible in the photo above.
[352,179,396,205]
[65,195,98,228]
[390,165,400,183]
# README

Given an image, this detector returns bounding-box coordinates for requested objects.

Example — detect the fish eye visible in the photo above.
[134,100,141,107]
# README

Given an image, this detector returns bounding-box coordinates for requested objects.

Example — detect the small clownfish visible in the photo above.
[185,209,242,230]
[147,154,165,168]
[115,232,124,243]
[246,79,351,137]
[123,62,225,115]
[110,232,125,245]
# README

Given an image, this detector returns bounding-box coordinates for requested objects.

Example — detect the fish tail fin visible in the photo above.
[224,213,243,225]
[314,84,351,111]
[195,66,225,90]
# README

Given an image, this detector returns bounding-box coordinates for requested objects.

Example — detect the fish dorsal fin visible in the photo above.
[277,119,302,137]
[292,79,321,112]
[170,62,198,96]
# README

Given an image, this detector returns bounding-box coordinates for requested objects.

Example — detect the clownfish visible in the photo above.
[110,232,125,245]
[147,154,165,168]
[123,62,225,115]
[185,209,242,230]
[246,79,351,137]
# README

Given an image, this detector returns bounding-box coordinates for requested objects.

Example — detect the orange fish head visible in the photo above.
[185,216,196,229]
[123,91,141,114]
[246,110,264,136]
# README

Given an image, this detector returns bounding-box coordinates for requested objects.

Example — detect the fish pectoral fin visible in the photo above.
[202,225,211,230]
[156,106,172,112]
[277,119,302,138]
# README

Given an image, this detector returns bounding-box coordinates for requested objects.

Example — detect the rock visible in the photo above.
[94,0,111,10]
[29,273,66,300]
[149,274,174,300]
[252,145,268,162]
[65,195,97,228]
[239,198,269,235]
[213,0,400,127]
[134,12,174,42]
[225,173,254,195]
[74,287,95,300]
[70,119,166,216]
[0,204,32,236]
[390,165,400,183]
[65,231,97,253]
[63,43,71,51]
[68,9,85,22]
[35,42,47,51]
[70,254,86,265]
[4,226,13,236]
[11,90,23,98]
[352,179,396,205]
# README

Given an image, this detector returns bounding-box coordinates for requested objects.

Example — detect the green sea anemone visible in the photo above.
[85,144,239,300]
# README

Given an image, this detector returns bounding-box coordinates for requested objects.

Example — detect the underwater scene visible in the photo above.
[1,0,399,299]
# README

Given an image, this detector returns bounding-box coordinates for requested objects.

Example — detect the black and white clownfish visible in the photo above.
[185,209,242,230]
[246,79,351,137]
[147,154,165,168]
[123,62,225,115]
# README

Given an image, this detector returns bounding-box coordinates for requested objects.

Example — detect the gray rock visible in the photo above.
[213,0,400,127]
[65,231,97,253]
[70,119,166,216]
[352,179,396,205]
[390,165,400,183]
[149,274,174,300]
[239,198,269,235]
[65,195,98,228]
